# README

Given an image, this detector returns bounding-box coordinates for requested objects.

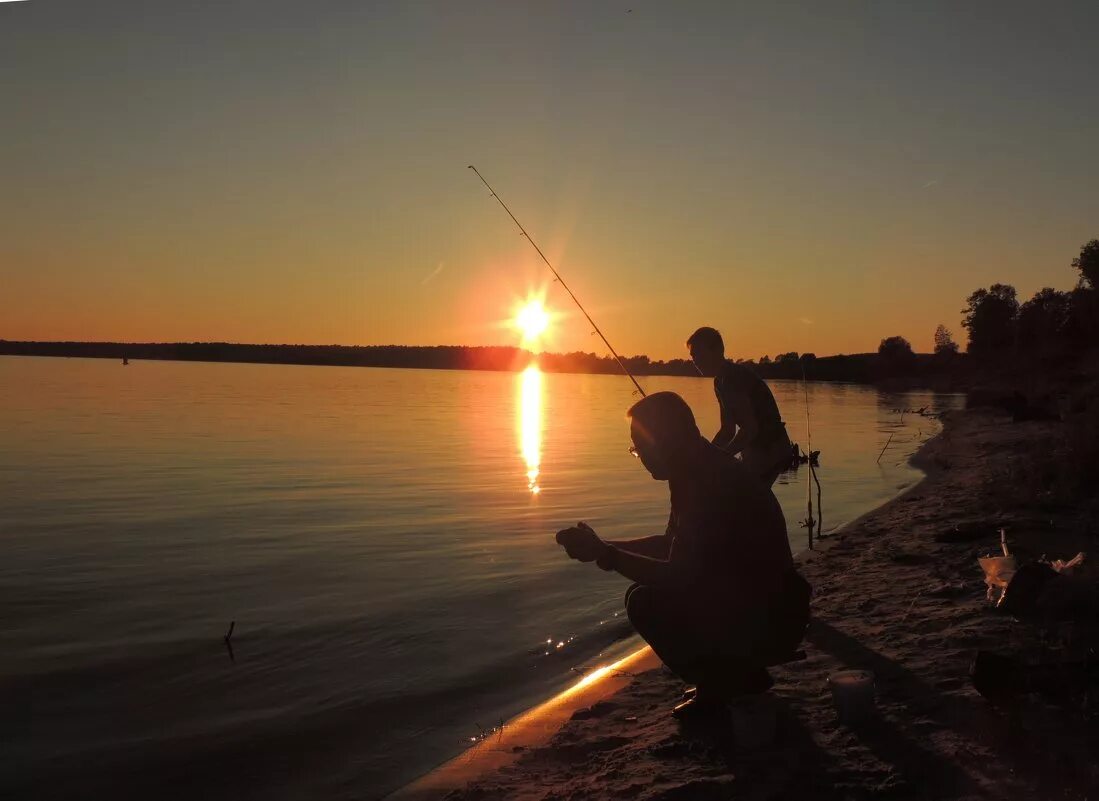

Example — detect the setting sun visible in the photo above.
[515,299,550,343]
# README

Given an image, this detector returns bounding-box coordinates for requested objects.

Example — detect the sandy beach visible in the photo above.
[417,406,1099,800]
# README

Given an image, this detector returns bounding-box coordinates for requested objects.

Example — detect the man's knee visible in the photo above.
[625,584,656,629]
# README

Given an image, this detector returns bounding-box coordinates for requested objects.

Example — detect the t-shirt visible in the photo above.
[714,360,784,439]
[664,443,793,599]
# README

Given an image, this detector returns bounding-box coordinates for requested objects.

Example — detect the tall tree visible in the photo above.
[933,324,959,356]
[962,284,1018,355]
[1068,286,1099,345]
[1072,239,1099,289]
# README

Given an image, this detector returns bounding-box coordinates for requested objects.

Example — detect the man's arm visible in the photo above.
[602,546,689,589]
[605,510,674,559]
[604,535,669,559]
[712,379,738,449]
[556,523,690,589]
[712,423,737,449]
[720,391,758,457]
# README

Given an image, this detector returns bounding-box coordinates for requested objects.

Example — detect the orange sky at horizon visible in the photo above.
[2,3,1096,362]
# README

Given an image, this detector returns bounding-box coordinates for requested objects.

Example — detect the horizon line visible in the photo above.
[0,338,885,362]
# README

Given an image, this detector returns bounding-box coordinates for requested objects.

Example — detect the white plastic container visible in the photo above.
[828,670,875,724]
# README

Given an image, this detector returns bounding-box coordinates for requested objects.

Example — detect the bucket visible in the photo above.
[828,670,875,725]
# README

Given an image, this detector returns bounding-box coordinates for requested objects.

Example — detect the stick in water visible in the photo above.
[877,432,894,464]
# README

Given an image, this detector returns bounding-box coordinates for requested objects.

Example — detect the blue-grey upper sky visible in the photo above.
[3,1,1096,357]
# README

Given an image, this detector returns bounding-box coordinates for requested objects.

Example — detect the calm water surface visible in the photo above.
[0,357,959,799]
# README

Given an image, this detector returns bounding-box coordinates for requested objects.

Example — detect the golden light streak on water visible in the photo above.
[518,364,543,494]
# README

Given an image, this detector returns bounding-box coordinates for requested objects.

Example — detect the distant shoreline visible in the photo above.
[0,340,967,388]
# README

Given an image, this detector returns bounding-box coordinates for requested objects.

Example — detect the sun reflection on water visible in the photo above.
[518,365,543,494]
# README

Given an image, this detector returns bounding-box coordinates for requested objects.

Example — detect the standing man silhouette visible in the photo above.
[687,327,792,487]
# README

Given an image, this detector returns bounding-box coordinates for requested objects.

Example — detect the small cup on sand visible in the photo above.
[828,670,875,725]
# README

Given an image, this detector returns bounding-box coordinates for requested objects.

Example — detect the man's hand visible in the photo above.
[555,521,604,563]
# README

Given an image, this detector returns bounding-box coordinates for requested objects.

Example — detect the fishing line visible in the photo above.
[468,165,646,397]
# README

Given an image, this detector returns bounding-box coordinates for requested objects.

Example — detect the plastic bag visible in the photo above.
[978,528,1015,605]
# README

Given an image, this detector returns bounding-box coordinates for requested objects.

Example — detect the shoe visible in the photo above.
[725,667,774,698]
[672,694,730,724]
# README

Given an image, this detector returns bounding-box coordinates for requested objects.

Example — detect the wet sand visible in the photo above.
[401,407,1099,800]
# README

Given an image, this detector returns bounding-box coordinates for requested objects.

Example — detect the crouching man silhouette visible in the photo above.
[556,391,810,721]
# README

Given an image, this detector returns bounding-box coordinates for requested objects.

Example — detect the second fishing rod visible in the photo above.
[468,165,646,398]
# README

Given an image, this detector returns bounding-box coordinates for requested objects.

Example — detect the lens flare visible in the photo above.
[514,299,550,343]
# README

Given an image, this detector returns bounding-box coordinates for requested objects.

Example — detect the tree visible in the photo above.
[878,336,917,376]
[759,355,771,364]
[1068,285,1099,345]
[775,351,800,364]
[1072,239,1099,289]
[1018,288,1071,349]
[962,284,1018,355]
[878,336,915,365]
[933,324,959,356]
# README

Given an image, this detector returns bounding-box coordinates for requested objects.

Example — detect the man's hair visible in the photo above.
[686,326,724,354]
[627,392,700,449]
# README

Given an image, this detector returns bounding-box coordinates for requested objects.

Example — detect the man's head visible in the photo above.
[627,392,702,480]
[686,326,725,376]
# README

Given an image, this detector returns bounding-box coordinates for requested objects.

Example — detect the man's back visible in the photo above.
[715,360,783,431]
[667,443,792,597]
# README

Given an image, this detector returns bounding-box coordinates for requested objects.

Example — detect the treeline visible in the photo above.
[957,239,1099,359]
[0,341,536,373]
[0,339,890,381]
[4,240,1093,385]
[865,238,1099,379]
[0,338,941,384]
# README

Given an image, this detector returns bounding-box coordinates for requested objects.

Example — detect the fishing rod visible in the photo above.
[468,165,646,397]
[802,369,823,549]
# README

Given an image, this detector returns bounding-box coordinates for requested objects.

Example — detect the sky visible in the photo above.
[2,1,1097,361]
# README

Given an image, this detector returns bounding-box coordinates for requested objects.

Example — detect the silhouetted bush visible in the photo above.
[877,336,917,375]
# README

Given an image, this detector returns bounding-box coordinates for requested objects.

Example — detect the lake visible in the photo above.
[0,356,959,800]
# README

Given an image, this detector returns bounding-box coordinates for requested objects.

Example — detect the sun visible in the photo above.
[515,299,550,342]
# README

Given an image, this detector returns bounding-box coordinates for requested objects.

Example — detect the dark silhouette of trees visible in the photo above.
[878,335,915,365]
[962,284,1019,355]
[1072,239,1099,289]
[1068,286,1099,345]
[876,336,917,378]
[933,325,959,356]
[774,351,800,364]
[1018,288,1072,350]
[759,355,771,365]
[0,340,910,384]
